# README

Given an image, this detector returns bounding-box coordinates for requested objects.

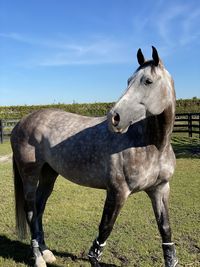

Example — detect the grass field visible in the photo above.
[172,134,200,158]
[0,140,199,267]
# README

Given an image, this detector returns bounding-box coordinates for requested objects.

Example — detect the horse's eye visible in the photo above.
[145,78,153,85]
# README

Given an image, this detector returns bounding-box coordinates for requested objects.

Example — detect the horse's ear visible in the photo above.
[137,48,145,66]
[152,46,159,66]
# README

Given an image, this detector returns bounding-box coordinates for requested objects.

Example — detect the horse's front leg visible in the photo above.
[88,188,128,265]
[146,182,178,267]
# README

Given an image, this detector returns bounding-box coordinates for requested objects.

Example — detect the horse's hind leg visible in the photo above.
[88,188,128,264]
[36,163,58,263]
[146,182,178,267]
[23,168,47,267]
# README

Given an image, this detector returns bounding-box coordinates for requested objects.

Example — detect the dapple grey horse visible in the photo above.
[11,46,178,267]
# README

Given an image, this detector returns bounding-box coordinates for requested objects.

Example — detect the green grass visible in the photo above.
[0,98,199,119]
[0,141,11,156]
[0,141,199,266]
[171,134,200,159]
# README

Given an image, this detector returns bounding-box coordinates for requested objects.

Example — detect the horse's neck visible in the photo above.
[147,103,175,150]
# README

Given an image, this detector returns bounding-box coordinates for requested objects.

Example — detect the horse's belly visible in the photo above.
[48,155,108,189]
[60,169,107,189]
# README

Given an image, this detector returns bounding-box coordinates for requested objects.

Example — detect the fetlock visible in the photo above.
[31,239,41,258]
[162,243,178,267]
[88,239,106,261]
[31,239,47,267]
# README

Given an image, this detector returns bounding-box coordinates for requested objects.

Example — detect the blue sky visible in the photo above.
[0,0,200,106]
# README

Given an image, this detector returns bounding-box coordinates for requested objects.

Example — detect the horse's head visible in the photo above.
[108,46,175,133]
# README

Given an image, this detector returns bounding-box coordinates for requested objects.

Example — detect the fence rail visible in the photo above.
[0,113,200,143]
[174,113,200,138]
[0,119,19,143]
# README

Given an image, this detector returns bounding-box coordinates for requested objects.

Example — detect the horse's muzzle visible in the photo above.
[107,111,130,134]
[112,112,120,127]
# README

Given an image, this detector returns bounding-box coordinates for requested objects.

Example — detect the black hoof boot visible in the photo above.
[88,239,106,266]
[89,256,101,267]
[162,243,178,267]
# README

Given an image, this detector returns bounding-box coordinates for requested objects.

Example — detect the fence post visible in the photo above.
[188,114,192,137]
[199,114,200,139]
[0,120,3,143]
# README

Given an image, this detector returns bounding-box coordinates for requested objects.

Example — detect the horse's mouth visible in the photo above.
[108,122,131,134]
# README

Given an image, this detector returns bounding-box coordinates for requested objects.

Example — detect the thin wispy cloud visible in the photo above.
[180,8,200,45]
[39,40,131,66]
[0,32,89,52]
[156,4,185,46]
[156,3,200,48]
[0,32,131,66]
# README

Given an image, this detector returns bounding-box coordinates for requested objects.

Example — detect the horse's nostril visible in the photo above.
[112,112,120,127]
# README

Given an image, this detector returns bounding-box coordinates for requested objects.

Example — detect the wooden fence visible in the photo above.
[0,113,200,143]
[0,119,19,143]
[174,113,200,138]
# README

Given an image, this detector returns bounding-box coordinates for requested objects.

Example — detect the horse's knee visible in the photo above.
[24,190,37,213]
[159,223,171,241]
[162,224,171,234]
[25,190,36,200]
[24,189,37,212]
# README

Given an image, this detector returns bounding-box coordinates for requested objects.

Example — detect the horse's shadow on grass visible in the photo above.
[172,136,200,159]
[0,235,119,267]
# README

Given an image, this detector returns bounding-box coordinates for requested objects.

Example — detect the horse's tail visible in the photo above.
[13,156,27,239]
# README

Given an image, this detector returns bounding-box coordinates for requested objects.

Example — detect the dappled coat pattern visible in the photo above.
[11,47,178,267]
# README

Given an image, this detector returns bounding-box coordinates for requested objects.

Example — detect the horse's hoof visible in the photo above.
[42,249,56,263]
[89,256,101,267]
[34,256,47,267]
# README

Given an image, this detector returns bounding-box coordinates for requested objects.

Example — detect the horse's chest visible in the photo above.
[122,146,160,192]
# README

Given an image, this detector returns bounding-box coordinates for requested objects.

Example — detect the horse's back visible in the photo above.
[11,109,108,188]
[11,109,105,143]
